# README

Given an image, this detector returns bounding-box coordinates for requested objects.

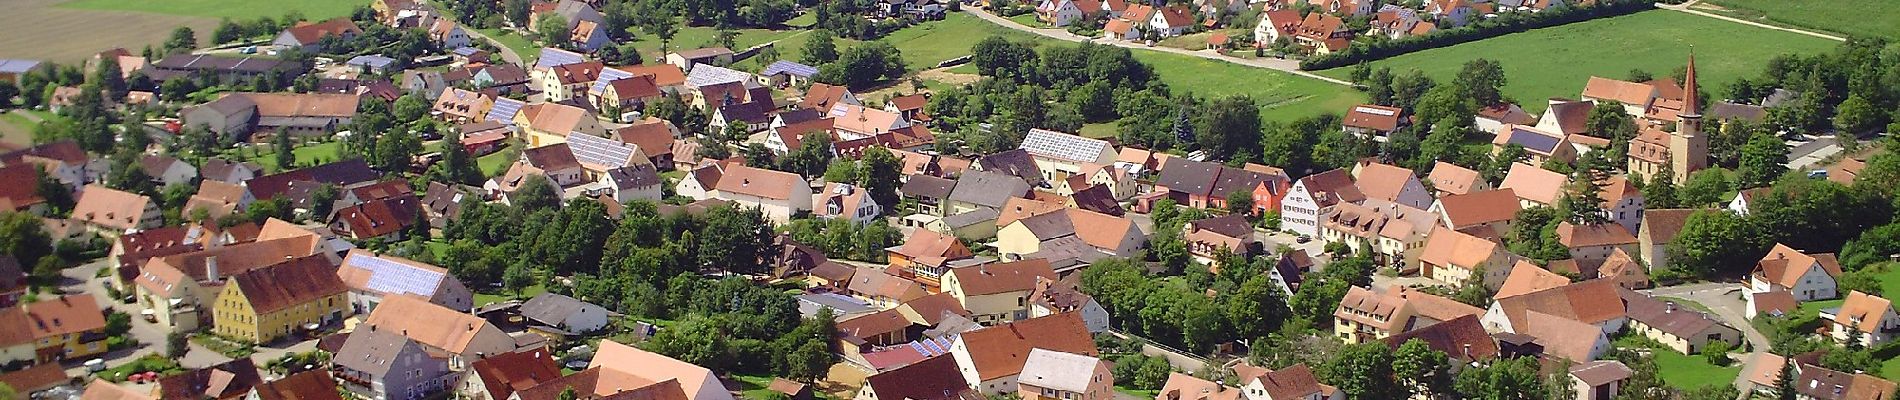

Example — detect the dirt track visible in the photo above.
[0,0,218,63]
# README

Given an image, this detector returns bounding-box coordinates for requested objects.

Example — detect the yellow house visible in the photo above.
[12,294,110,363]
[512,102,604,148]
[212,255,351,343]
[941,259,1056,325]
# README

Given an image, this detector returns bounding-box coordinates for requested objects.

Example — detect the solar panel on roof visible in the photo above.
[487,98,525,123]
[589,68,636,94]
[1354,106,1397,116]
[909,341,930,355]
[1508,128,1561,153]
[1019,129,1107,163]
[566,133,637,168]
[347,254,446,296]
[534,48,586,69]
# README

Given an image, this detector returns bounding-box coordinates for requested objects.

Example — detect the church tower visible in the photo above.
[1669,50,1709,184]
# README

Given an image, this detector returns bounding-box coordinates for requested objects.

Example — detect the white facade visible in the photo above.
[1280,180,1324,238]
[1749,265,1839,302]
[1029,303,1110,333]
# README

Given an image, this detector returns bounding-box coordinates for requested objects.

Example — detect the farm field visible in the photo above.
[0,0,219,63]
[1314,10,1834,114]
[60,0,360,20]
[1701,0,1898,40]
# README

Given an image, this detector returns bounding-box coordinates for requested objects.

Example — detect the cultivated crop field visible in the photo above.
[0,0,219,62]
[1701,0,1899,40]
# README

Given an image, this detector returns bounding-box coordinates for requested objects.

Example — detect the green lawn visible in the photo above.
[475,28,541,65]
[1138,52,1366,123]
[1314,10,1835,114]
[1007,13,1045,28]
[1615,336,1740,389]
[1704,0,1896,40]
[292,141,344,166]
[60,0,361,20]
[731,374,782,400]
[1079,122,1117,139]
[477,147,514,177]
[473,283,546,307]
[630,26,811,61]
[884,13,1038,69]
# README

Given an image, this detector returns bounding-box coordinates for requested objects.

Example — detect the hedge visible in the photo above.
[1299,0,1654,70]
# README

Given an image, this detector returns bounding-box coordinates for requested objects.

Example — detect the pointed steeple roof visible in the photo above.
[1681,49,1699,118]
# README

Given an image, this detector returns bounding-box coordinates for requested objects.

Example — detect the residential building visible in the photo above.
[2,140,100,191]
[432,87,493,123]
[459,349,561,400]
[135,226,325,331]
[1155,373,1242,400]
[948,313,1098,394]
[941,259,1058,325]
[513,102,604,148]
[1828,291,1900,347]
[1418,226,1518,288]
[667,47,737,72]
[815,183,882,226]
[139,155,197,187]
[886,229,976,288]
[1183,214,1260,268]
[186,180,254,220]
[1016,349,1113,400]
[1636,208,1695,271]
[1378,315,1499,365]
[1018,129,1117,183]
[1483,278,1628,336]
[153,358,263,400]
[332,328,457,400]
[337,250,474,313]
[1428,188,1520,241]
[1154,158,1291,215]
[710,165,812,224]
[1426,162,1489,196]
[1350,161,1433,210]
[10,294,108,363]
[1027,277,1110,333]
[71,185,161,234]
[855,355,979,400]
[199,158,262,184]
[1232,362,1341,400]
[1555,222,1638,262]
[361,295,516,370]
[946,170,1032,215]
[1497,163,1566,207]
[1341,104,1404,139]
[1332,286,1483,344]
[183,92,359,140]
[1316,199,1435,270]
[211,255,350,343]
[272,18,362,52]
[252,369,344,400]
[1741,354,1898,400]
[1747,243,1844,302]
[1492,125,1576,165]
[1620,290,1740,354]
[1292,13,1352,54]
[1281,168,1363,238]
[994,207,1146,263]
[588,340,735,400]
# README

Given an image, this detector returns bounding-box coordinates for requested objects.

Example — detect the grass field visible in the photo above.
[478,147,513,176]
[473,283,546,308]
[60,0,362,21]
[1314,10,1835,114]
[1138,52,1366,123]
[1701,0,1897,40]
[475,28,541,65]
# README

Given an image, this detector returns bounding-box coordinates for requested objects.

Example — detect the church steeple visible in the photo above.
[1681,49,1700,119]
[1669,48,1708,184]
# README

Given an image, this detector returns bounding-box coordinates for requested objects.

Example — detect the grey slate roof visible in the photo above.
[901,175,956,199]
[334,328,424,376]
[948,170,1030,209]
[976,149,1042,185]
[519,293,599,326]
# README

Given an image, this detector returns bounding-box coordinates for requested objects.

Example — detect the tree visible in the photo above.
[0,81,18,109]
[0,212,53,269]
[814,42,905,89]
[857,147,902,211]
[538,15,571,49]
[1194,96,1262,161]
[1668,209,1765,277]
[372,130,422,173]
[166,331,189,358]
[1842,223,1900,270]
[1737,131,1789,188]
[392,94,430,123]
[272,128,295,170]
[165,27,197,53]
[1834,94,1882,135]
[636,2,679,53]
[1225,189,1254,216]
[1394,339,1453,398]
[970,36,1037,81]
[1453,58,1507,107]
[1557,171,1608,224]
[1678,168,1732,207]
[512,175,560,211]
[93,57,127,100]
[1701,340,1732,366]
[1319,343,1402,399]
[1641,164,1680,209]
[1773,355,1798,400]
[502,263,534,297]
[434,136,485,185]
[1585,104,1638,162]
[697,205,771,275]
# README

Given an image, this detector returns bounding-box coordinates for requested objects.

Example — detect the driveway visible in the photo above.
[54,259,233,379]
[958,8,1353,86]
[1641,281,1766,397]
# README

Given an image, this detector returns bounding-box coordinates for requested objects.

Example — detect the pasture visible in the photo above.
[1701,0,1898,40]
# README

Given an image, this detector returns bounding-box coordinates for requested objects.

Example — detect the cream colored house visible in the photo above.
[941,260,1057,325]
[709,165,811,224]
[1622,291,1740,354]
[994,208,1145,260]
[1017,129,1116,183]
[1332,286,1482,344]
[1418,226,1519,289]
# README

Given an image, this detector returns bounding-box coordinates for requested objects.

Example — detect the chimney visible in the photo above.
[1462,343,1471,360]
[206,256,220,281]
[1665,302,1675,313]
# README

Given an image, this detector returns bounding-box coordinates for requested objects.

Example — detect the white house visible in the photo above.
[1280,168,1361,238]
[1747,243,1844,302]
[675,163,724,200]
[814,183,881,226]
[140,155,198,187]
[710,164,812,224]
[1828,291,1900,347]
